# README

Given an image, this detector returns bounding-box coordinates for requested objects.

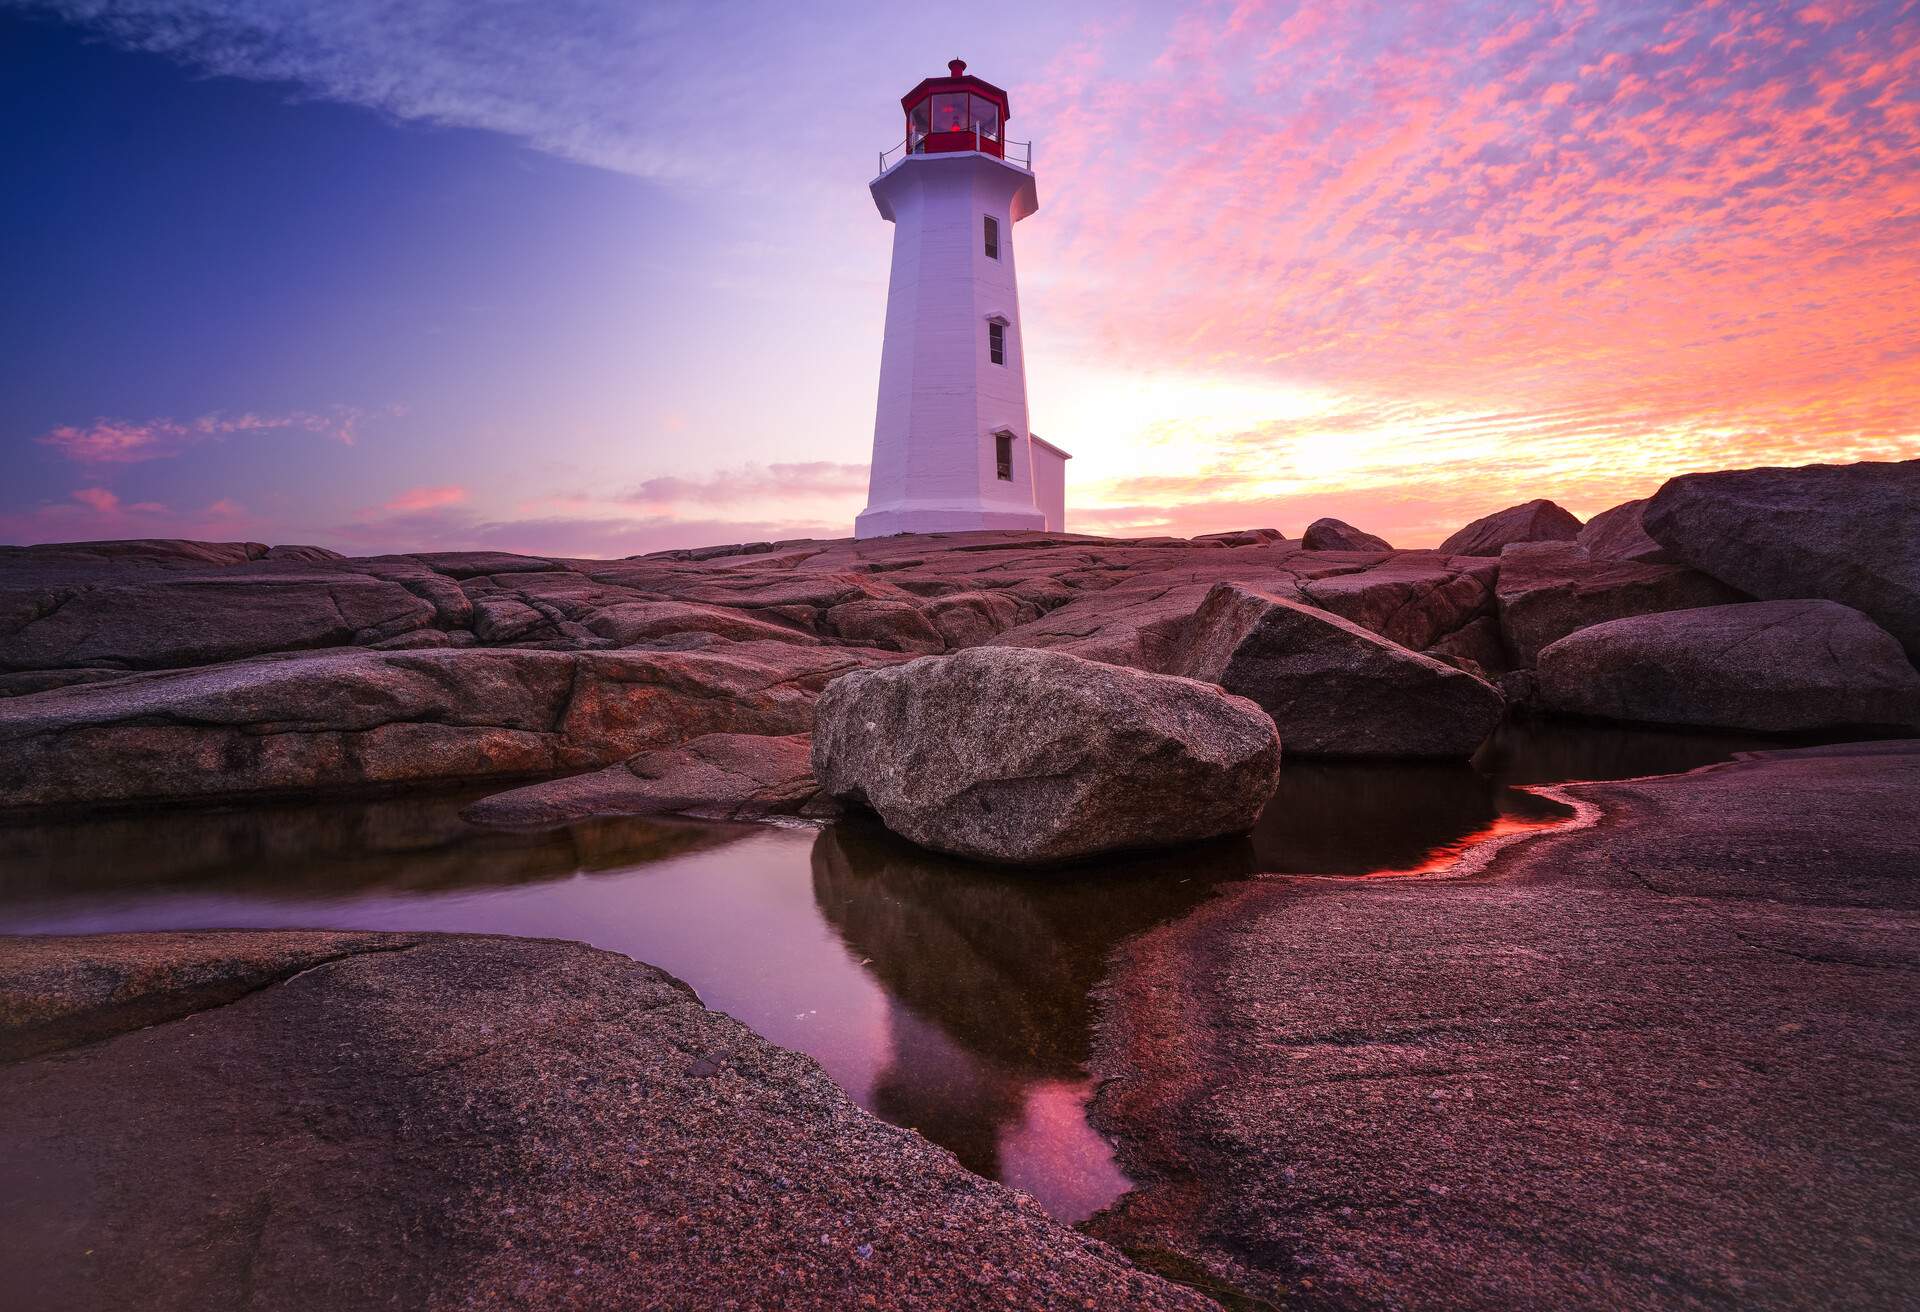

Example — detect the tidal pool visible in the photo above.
[0,721,1777,1222]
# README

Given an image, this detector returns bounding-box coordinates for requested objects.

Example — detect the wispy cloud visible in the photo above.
[7,0,888,186]
[383,484,468,512]
[37,408,377,463]
[617,461,869,509]
[13,0,1917,552]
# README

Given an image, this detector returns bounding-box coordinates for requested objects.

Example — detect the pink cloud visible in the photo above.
[1025,0,1920,492]
[384,485,469,512]
[36,407,389,464]
[71,487,120,513]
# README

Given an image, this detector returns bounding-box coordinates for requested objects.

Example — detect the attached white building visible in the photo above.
[856,60,1069,538]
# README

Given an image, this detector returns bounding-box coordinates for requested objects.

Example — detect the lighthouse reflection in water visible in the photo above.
[0,721,1773,1221]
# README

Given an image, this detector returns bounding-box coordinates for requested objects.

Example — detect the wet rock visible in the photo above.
[812,646,1281,864]
[1495,541,1744,666]
[1089,740,1920,1310]
[0,932,1207,1311]
[1643,458,1920,655]
[0,642,890,811]
[464,732,832,827]
[1575,497,1670,562]
[1438,498,1583,556]
[1536,599,1920,732]
[1301,517,1392,551]
[1175,582,1505,758]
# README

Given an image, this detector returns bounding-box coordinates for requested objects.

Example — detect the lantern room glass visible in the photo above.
[931,93,968,133]
[970,95,1000,141]
[902,84,1007,157]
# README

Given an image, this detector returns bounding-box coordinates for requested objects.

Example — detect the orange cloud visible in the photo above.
[1017,0,1920,539]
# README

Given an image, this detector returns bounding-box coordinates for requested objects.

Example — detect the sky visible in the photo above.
[1,0,1916,554]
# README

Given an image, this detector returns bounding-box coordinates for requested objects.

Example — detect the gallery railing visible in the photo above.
[877,133,1033,174]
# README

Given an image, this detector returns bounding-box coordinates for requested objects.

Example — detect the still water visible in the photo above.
[0,722,1775,1222]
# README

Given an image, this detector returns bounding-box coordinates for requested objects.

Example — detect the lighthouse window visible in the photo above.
[908,99,931,151]
[995,432,1014,481]
[969,96,1001,141]
[984,216,999,259]
[988,320,1006,365]
[931,93,968,134]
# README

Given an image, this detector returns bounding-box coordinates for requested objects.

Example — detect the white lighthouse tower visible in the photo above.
[855,59,1069,538]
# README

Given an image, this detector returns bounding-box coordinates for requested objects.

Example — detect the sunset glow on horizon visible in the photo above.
[3,0,1916,554]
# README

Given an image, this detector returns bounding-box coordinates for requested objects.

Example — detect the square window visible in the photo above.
[989,320,1005,365]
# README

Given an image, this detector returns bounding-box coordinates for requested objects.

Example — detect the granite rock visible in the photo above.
[1301,517,1392,551]
[1535,599,1920,732]
[812,646,1282,864]
[0,932,1208,1312]
[463,732,832,827]
[1494,540,1745,666]
[1643,458,1920,655]
[1175,582,1505,758]
[1438,498,1583,556]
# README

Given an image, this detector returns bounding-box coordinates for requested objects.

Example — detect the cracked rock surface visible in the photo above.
[0,531,1507,812]
[0,931,1211,1312]
[1086,740,1920,1310]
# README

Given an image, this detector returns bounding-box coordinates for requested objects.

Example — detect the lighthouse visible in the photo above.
[855,59,1069,538]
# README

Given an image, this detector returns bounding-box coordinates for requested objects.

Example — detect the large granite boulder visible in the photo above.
[1301,517,1392,551]
[1439,498,1582,556]
[1643,459,1920,655]
[464,732,831,827]
[0,642,889,811]
[0,932,1206,1311]
[1495,541,1745,666]
[811,646,1282,864]
[1536,599,1920,733]
[1174,583,1505,758]
[1575,497,1670,562]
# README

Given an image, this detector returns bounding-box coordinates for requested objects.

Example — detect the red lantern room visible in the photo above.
[903,59,1010,159]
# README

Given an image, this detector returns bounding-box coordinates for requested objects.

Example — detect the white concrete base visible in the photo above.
[855,502,1045,538]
